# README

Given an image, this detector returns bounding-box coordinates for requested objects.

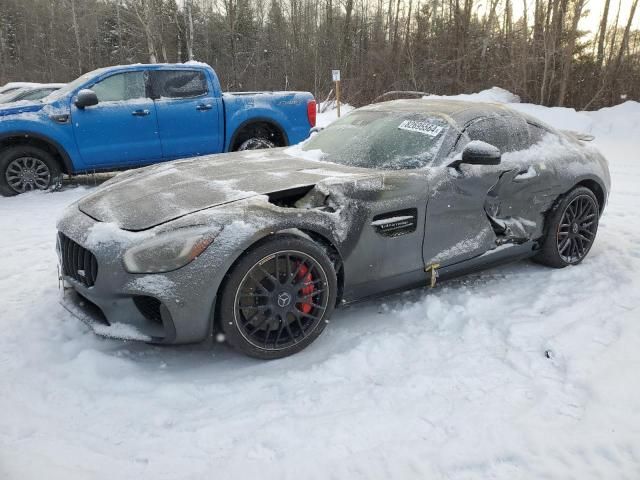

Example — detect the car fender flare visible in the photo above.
[228,117,289,151]
[0,131,74,174]
[210,223,344,330]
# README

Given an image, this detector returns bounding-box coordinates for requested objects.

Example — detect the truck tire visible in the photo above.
[237,137,276,150]
[232,123,282,151]
[0,145,62,196]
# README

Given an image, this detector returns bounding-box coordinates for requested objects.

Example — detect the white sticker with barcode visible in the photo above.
[398,120,443,137]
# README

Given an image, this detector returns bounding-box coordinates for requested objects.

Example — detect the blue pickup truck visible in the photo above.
[0,63,316,196]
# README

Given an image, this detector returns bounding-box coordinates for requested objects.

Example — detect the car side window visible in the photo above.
[464,115,529,153]
[528,123,550,145]
[91,72,147,102]
[21,89,56,101]
[150,70,208,99]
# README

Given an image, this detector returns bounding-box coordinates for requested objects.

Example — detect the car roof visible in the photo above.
[360,99,529,128]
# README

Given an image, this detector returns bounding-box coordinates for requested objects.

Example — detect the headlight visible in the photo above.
[123,227,216,274]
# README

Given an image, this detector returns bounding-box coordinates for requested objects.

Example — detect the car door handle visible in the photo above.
[131,109,150,117]
[196,104,213,111]
[513,166,537,182]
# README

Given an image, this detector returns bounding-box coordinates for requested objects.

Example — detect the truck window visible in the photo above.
[91,72,147,102]
[150,70,208,99]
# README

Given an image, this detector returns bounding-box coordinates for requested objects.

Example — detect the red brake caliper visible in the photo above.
[296,263,315,314]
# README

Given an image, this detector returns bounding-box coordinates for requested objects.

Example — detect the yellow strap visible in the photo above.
[425,263,440,288]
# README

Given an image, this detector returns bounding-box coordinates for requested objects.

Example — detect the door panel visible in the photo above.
[423,116,559,267]
[423,165,501,266]
[150,70,223,159]
[72,71,162,167]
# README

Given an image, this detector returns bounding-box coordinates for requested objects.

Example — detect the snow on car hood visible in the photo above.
[78,148,372,231]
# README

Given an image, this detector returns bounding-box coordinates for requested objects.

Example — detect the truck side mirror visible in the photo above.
[74,89,99,109]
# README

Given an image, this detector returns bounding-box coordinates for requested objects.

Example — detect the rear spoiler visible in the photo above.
[561,130,595,142]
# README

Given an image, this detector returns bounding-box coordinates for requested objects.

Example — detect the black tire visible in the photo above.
[534,186,600,268]
[232,124,280,151]
[0,145,61,196]
[218,235,337,359]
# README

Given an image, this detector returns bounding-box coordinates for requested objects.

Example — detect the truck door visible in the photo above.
[72,71,162,167]
[149,69,223,159]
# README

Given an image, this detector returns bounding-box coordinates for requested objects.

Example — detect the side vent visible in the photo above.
[371,208,418,237]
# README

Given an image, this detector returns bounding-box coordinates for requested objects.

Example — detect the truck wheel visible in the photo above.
[237,137,276,151]
[0,146,61,196]
[232,123,282,151]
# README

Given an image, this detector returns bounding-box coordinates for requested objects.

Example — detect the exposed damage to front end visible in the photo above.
[55,149,398,344]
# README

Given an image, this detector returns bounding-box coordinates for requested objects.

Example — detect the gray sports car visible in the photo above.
[57,99,610,359]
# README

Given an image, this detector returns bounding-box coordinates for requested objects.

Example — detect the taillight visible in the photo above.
[307,99,317,128]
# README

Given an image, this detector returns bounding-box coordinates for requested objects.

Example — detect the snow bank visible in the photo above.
[317,101,354,127]
[424,86,521,104]
[1,93,640,480]
[423,86,640,141]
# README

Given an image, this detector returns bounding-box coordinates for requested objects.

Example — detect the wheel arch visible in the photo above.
[575,178,606,214]
[211,227,344,333]
[228,117,289,151]
[0,132,73,174]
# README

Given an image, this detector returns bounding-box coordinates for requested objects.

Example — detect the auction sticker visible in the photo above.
[398,120,443,137]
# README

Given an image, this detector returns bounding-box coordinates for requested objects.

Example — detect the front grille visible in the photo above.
[59,233,98,287]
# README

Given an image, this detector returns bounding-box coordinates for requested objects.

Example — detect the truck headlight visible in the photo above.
[123,228,216,274]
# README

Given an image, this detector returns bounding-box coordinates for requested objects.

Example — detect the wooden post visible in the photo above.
[332,69,341,117]
[336,80,341,117]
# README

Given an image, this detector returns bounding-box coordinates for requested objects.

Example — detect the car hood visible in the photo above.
[0,102,44,117]
[78,148,374,231]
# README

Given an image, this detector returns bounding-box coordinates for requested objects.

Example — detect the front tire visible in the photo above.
[534,186,600,268]
[218,235,337,359]
[0,145,61,196]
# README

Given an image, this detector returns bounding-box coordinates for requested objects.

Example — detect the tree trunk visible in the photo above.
[556,0,584,106]
[70,0,83,74]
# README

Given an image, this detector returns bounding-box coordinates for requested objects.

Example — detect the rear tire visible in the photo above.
[0,145,61,196]
[232,124,281,151]
[534,186,600,268]
[218,235,337,359]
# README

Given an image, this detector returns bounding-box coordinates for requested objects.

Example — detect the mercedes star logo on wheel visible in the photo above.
[277,292,292,308]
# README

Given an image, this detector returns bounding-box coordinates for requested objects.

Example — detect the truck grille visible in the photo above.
[59,233,98,287]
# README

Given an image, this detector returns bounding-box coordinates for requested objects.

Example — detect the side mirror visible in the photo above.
[74,89,99,109]
[449,141,501,168]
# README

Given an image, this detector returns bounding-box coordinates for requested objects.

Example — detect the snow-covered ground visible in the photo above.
[1,92,639,479]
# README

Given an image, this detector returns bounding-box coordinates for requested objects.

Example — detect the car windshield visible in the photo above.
[302,110,450,169]
[42,68,107,102]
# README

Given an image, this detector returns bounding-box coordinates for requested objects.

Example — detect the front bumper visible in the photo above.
[56,208,220,344]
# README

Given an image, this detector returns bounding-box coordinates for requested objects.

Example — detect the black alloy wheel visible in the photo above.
[219,235,337,359]
[534,186,600,268]
[556,194,598,264]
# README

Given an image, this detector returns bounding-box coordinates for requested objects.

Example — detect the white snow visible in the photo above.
[424,86,521,104]
[514,165,537,180]
[316,101,354,127]
[1,93,640,479]
[92,322,152,342]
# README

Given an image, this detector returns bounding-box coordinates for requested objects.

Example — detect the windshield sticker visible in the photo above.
[398,120,443,137]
